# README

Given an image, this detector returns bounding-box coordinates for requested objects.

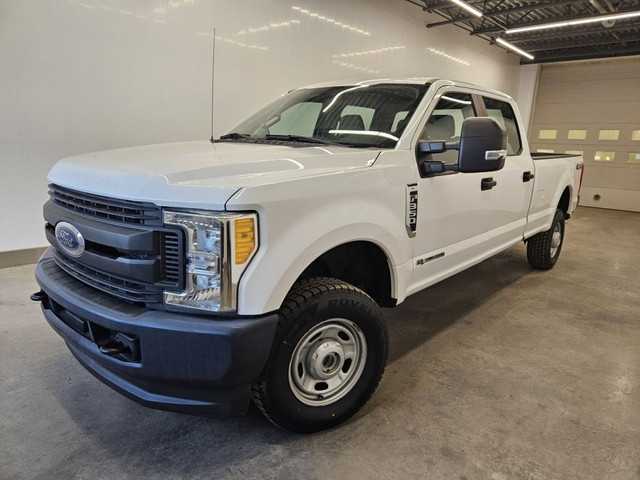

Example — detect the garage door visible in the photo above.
[529,57,640,212]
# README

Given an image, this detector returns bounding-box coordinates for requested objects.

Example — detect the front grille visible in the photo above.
[53,250,164,304]
[46,184,186,305]
[49,184,162,226]
[162,232,181,283]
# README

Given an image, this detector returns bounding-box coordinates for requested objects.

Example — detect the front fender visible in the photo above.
[226,166,415,315]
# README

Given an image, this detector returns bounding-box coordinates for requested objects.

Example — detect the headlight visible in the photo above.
[163,210,258,313]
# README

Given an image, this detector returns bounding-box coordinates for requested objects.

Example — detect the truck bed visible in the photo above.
[531,152,579,161]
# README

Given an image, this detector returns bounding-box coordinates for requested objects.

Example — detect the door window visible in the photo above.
[419,92,476,165]
[482,97,522,155]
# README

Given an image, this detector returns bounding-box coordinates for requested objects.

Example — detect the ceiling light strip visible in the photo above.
[496,38,534,60]
[448,0,483,18]
[506,10,640,34]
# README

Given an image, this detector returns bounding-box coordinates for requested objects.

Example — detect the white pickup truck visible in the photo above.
[33,78,584,433]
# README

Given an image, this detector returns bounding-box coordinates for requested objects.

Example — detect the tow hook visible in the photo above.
[98,342,128,356]
[30,291,47,302]
[98,332,140,361]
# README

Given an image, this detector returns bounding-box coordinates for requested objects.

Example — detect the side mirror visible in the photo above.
[421,161,446,176]
[417,141,446,155]
[458,117,507,173]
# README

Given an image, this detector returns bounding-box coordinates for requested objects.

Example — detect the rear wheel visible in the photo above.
[527,208,565,270]
[252,277,388,433]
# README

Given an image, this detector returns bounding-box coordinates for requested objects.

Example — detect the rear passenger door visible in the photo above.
[479,95,535,247]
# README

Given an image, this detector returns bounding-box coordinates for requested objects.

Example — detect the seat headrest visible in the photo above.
[396,117,410,134]
[339,114,365,131]
[427,114,455,139]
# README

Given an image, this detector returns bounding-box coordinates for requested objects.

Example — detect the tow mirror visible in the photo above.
[417,141,446,155]
[421,161,446,175]
[417,141,452,176]
[458,117,507,173]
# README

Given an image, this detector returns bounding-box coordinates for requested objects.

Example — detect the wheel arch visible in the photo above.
[557,185,572,218]
[296,240,395,307]
[236,221,405,315]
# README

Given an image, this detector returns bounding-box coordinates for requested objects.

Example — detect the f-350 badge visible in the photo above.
[405,184,418,238]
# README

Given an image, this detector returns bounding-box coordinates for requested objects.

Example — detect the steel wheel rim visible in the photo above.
[288,318,367,407]
[550,223,562,257]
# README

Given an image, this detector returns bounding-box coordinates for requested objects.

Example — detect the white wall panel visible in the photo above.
[0,0,522,252]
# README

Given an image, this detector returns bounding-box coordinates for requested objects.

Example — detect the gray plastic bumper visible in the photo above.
[35,248,278,416]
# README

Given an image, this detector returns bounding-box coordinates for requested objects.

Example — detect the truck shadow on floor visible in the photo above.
[384,245,533,364]
[41,359,294,478]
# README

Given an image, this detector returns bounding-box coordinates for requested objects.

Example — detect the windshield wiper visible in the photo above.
[219,132,253,140]
[264,134,347,147]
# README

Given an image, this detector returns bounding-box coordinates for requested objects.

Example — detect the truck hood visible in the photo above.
[48,141,379,209]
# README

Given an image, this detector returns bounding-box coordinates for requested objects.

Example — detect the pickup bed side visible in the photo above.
[525,154,582,239]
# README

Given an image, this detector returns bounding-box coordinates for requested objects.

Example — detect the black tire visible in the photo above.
[527,208,565,270]
[251,277,389,433]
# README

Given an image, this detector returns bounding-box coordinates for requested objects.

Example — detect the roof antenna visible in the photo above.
[209,27,217,143]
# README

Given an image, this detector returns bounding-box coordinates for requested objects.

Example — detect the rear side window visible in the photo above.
[482,97,522,155]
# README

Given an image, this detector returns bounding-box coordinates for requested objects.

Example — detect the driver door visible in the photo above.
[408,89,505,294]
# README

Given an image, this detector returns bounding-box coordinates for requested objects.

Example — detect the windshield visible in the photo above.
[224,83,430,148]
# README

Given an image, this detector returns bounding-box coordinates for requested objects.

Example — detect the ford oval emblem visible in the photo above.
[55,222,85,257]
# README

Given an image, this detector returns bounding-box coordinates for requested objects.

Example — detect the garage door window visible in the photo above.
[594,151,615,162]
[628,152,640,163]
[568,130,587,140]
[538,129,557,140]
[599,129,620,141]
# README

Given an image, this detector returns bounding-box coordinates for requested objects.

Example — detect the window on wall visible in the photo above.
[632,130,640,141]
[537,149,555,153]
[594,151,615,162]
[598,129,620,140]
[538,129,557,140]
[565,150,583,155]
[419,92,476,165]
[628,152,640,164]
[483,97,522,155]
[568,130,587,140]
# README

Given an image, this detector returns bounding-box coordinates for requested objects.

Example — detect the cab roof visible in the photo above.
[297,78,513,102]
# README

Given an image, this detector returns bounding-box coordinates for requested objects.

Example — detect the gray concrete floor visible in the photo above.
[1,206,639,480]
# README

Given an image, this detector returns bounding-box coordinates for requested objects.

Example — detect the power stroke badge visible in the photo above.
[55,222,85,257]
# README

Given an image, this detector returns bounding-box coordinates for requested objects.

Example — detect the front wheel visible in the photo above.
[527,208,565,270]
[252,277,388,433]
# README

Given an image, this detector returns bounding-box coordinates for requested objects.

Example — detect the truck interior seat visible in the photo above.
[395,117,410,135]
[426,114,455,139]
[338,114,365,130]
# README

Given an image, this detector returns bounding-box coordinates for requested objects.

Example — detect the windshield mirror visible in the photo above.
[228,83,430,148]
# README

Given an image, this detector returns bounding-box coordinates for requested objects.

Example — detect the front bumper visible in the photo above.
[35,248,278,416]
